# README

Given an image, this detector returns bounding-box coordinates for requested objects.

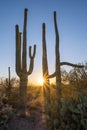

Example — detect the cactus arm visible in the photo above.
[48,62,84,79]
[27,45,36,75]
[27,58,34,75]
[22,8,28,72]
[48,72,56,78]
[15,25,22,76]
[29,45,36,59]
[60,62,84,68]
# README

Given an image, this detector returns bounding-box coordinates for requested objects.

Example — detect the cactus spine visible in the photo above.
[15,8,36,113]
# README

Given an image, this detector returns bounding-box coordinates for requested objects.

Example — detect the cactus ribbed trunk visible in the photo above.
[7,67,11,98]
[42,23,51,116]
[8,67,11,87]
[15,8,36,115]
[42,23,50,85]
[20,74,27,110]
[20,9,27,111]
[54,12,61,100]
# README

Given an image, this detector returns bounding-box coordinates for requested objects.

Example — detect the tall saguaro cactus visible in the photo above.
[42,23,50,86]
[42,23,51,114]
[54,11,61,100]
[49,11,84,101]
[15,8,36,113]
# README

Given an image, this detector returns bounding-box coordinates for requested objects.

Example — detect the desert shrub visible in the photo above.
[27,86,44,111]
[47,91,87,130]
[8,88,19,109]
[0,100,15,130]
[61,84,78,100]
[66,67,87,90]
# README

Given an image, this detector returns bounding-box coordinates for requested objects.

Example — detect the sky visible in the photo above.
[0,0,87,84]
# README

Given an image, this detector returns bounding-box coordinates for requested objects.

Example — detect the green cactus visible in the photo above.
[5,67,11,98]
[42,23,50,86]
[8,67,11,97]
[48,11,84,101]
[15,8,36,113]
[8,67,11,88]
[54,11,61,101]
[42,23,51,115]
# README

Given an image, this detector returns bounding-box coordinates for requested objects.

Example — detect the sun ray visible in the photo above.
[37,77,44,86]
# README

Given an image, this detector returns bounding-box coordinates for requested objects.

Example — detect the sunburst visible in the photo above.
[38,77,44,86]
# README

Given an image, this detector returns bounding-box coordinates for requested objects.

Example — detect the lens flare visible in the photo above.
[38,77,44,86]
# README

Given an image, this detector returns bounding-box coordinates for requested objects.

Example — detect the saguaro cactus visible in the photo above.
[42,23,50,86]
[6,67,11,98]
[8,67,11,93]
[15,8,36,113]
[42,23,51,114]
[8,67,11,88]
[54,11,61,101]
[49,11,84,101]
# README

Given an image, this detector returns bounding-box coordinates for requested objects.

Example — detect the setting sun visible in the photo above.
[37,77,44,86]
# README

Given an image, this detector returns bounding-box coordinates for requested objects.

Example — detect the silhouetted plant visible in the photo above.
[42,23,52,129]
[15,8,36,115]
[5,67,11,98]
[48,11,84,102]
[42,23,50,86]
[67,66,87,90]
[42,23,50,104]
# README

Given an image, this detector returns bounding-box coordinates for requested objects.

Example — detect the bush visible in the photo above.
[48,92,87,130]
